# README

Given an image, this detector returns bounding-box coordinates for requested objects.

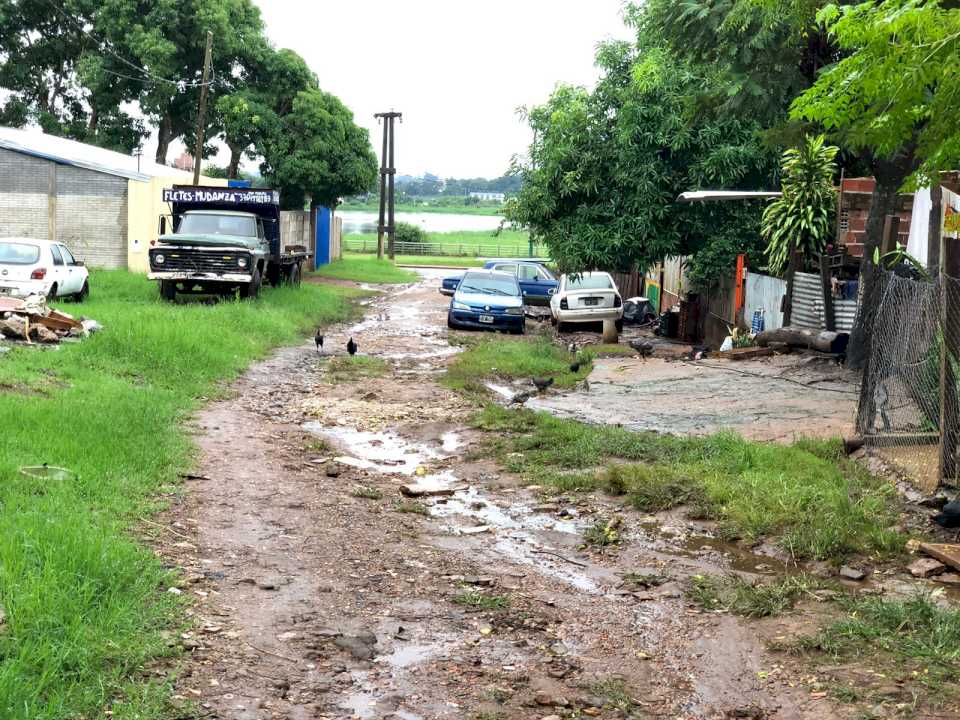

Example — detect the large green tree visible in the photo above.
[260,88,378,211]
[507,41,775,282]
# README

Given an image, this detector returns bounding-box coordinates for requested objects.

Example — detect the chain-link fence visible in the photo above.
[856,268,956,491]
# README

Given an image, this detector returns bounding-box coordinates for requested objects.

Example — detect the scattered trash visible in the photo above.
[0,294,101,346]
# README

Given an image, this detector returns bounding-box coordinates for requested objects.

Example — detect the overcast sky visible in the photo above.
[246,0,634,179]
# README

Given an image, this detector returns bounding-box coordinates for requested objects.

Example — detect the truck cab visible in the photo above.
[148,186,308,301]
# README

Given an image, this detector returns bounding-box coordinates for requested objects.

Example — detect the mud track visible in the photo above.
[166,273,844,720]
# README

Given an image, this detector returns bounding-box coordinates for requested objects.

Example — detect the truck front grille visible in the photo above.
[151,249,247,273]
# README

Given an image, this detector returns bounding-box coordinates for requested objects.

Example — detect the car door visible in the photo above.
[48,244,70,295]
[58,245,85,293]
[517,263,556,304]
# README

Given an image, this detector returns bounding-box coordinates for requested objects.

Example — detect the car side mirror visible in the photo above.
[159,216,167,235]
[74,260,84,267]
[548,288,556,295]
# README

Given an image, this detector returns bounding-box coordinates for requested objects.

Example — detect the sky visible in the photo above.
[243,0,635,179]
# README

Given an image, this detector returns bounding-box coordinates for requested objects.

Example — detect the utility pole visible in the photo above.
[374,111,402,260]
[192,31,213,186]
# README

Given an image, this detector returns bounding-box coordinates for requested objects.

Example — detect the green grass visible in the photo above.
[343,229,544,258]
[471,405,904,561]
[311,256,418,284]
[444,335,589,393]
[686,574,828,617]
[583,516,624,547]
[325,355,389,380]
[351,485,383,500]
[0,270,358,719]
[452,590,510,610]
[393,255,486,267]
[788,594,960,696]
[393,501,429,515]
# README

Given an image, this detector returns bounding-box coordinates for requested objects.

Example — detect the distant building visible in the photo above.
[0,126,225,271]
[171,151,195,172]
[469,191,505,202]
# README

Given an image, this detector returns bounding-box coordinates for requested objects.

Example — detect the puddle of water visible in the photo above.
[440,431,462,453]
[302,423,440,475]
[340,689,377,719]
[379,642,441,669]
[484,382,516,400]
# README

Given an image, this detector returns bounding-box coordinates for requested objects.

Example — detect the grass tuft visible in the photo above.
[452,590,510,610]
[351,485,383,500]
[444,335,588,392]
[325,355,388,380]
[393,501,430,515]
[583,516,624,547]
[686,573,828,617]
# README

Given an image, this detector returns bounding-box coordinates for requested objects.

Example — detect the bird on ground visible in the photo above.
[346,337,358,356]
[569,361,581,373]
[510,391,533,405]
[532,377,554,393]
[933,499,960,540]
[314,329,324,353]
[567,341,578,355]
[629,338,655,362]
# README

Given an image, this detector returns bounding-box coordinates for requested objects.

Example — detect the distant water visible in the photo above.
[339,210,505,234]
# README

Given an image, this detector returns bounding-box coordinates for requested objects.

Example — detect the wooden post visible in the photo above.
[734,254,746,327]
[940,235,960,484]
[880,214,900,257]
[819,253,835,332]
[375,118,388,260]
[782,248,801,326]
[929,183,943,275]
[192,31,213,186]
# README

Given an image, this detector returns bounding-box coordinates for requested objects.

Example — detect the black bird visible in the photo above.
[933,499,960,538]
[510,391,533,405]
[569,361,581,373]
[347,337,358,356]
[629,338,655,362]
[532,377,554,393]
[314,329,324,353]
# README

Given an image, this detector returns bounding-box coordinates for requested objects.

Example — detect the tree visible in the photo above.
[761,135,838,275]
[506,41,775,281]
[261,88,378,211]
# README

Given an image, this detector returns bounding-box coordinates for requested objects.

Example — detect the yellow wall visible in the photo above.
[126,175,229,273]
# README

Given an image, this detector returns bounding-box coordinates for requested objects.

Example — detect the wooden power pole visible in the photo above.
[192,31,214,186]
[374,111,402,260]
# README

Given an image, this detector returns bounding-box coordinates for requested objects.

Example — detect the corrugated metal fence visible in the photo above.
[745,272,786,331]
[793,272,858,331]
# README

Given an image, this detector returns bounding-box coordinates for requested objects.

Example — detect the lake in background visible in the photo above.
[339,211,505,234]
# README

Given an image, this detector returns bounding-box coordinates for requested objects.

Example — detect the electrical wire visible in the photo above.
[42,0,214,88]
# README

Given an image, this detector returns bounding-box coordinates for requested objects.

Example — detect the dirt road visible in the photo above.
[165,273,847,720]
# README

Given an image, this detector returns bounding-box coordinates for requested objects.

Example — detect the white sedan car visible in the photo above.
[0,238,90,301]
[550,271,623,332]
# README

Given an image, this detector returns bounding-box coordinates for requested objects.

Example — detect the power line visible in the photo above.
[42,0,215,88]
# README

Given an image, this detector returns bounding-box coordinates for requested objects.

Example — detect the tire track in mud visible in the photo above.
[165,273,841,720]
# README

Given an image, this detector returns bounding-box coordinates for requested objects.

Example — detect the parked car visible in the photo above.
[0,238,89,301]
[447,269,525,334]
[440,259,556,305]
[550,271,623,332]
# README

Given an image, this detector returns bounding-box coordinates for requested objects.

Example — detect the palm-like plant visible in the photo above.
[761,135,839,275]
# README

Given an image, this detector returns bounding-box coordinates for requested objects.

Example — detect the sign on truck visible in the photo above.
[148,185,310,301]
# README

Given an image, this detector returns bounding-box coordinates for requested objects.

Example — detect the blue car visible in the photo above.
[447,269,525,334]
[440,259,557,306]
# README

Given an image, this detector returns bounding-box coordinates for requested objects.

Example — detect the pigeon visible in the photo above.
[532,377,554,393]
[629,339,655,362]
[933,499,960,538]
[314,329,324,353]
[346,337,358,356]
[569,361,581,373]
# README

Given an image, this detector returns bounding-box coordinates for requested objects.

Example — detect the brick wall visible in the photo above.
[0,148,129,268]
[838,177,913,257]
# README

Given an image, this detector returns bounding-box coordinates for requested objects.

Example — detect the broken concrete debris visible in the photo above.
[0,294,101,346]
[907,557,947,578]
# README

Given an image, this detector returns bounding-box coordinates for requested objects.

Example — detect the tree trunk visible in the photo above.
[227,145,242,179]
[155,112,173,164]
[929,183,942,275]
[755,326,849,354]
[845,151,917,369]
[88,106,99,134]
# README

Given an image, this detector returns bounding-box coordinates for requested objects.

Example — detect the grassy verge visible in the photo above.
[444,335,590,393]
[686,574,830,617]
[394,255,486,268]
[785,594,960,701]
[311,256,418,284]
[0,270,359,719]
[343,229,544,258]
[470,405,903,561]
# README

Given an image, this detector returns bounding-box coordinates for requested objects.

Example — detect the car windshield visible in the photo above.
[567,274,613,290]
[0,242,40,264]
[458,274,519,296]
[178,213,257,237]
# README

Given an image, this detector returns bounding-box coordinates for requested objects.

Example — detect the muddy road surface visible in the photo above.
[166,273,847,720]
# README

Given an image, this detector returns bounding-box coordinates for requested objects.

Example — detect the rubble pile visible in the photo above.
[0,295,101,346]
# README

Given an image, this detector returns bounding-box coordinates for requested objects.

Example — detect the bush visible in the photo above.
[394,221,427,245]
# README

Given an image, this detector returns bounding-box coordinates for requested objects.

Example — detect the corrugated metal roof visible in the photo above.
[676,190,781,203]
[0,126,197,183]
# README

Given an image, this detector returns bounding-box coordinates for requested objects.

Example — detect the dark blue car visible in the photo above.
[440,259,557,306]
[447,270,526,334]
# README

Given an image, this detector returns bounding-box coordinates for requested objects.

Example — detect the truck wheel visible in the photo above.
[240,268,261,299]
[160,280,177,301]
[287,262,301,287]
[74,281,89,303]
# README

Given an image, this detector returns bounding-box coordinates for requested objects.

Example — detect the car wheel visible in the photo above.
[557,321,568,333]
[160,280,177,301]
[74,280,89,303]
[447,314,458,330]
[287,262,301,287]
[615,319,623,332]
[46,283,58,300]
[550,315,557,326]
[240,267,262,299]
